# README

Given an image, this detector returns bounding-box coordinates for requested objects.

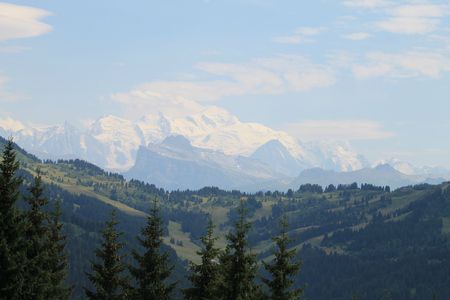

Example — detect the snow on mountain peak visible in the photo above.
[161,135,193,150]
[0,111,368,175]
[132,106,305,160]
[0,117,27,133]
[374,158,450,177]
[198,106,239,126]
[90,115,132,133]
[137,113,172,144]
[302,140,368,172]
[374,158,416,175]
[86,115,145,170]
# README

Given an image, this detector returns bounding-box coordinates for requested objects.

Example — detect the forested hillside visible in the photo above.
[1,136,450,299]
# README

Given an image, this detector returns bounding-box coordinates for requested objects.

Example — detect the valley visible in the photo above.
[2,136,450,299]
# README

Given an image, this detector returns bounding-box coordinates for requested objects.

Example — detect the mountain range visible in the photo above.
[125,135,282,190]
[0,107,365,171]
[288,164,447,189]
[1,107,449,190]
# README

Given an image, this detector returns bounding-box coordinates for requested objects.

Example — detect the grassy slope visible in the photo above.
[25,157,450,261]
[3,136,450,299]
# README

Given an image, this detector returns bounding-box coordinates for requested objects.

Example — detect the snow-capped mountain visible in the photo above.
[137,106,306,159]
[125,135,281,190]
[2,110,448,190]
[302,140,369,172]
[86,116,145,170]
[0,107,366,175]
[251,140,307,177]
[250,139,369,177]
[0,119,84,160]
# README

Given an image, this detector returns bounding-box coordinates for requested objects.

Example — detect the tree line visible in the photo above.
[85,200,302,300]
[0,140,70,299]
[0,139,302,299]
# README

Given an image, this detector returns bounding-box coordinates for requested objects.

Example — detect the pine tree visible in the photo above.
[184,219,221,300]
[262,215,302,300]
[219,200,259,300]
[46,199,71,299]
[0,139,26,299]
[22,171,52,299]
[85,209,130,300]
[129,199,175,300]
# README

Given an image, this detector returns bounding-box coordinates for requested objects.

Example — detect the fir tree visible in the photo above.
[184,219,221,300]
[85,209,130,300]
[263,215,302,300]
[22,171,52,299]
[46,199,71,299]
[129,199,175,300]
[0,139,26,299]
[219,200,259,300]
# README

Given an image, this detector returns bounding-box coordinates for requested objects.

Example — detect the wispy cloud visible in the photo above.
[377,17,438,34]
[344,32,371,40]
[0,2,52,42]
[353,51,450,79]
[112,55,335,117]
[112,1,450,120]
[377,4,448,34]
[342,0,391,9]
[0,45,30,53]
[283,120,395,141]
[111,83,207,118]
[342,1,450,35]
[0,75,26,102]
[272,26,325,44]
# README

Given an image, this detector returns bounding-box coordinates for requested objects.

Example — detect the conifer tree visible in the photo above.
[85,209,129,300]
[129,199,175,300]
[184,219,221,300]
[0,139,26,299]
[262,215,302,300]
[219,200,259,300]
[46,199,71,299]
[22,171,52,299]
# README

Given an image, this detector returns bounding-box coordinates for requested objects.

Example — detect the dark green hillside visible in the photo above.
[0,138,189,299]
[297,184,450,299]
[2,136,450,299]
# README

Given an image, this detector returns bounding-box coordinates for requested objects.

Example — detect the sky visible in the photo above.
[1,0,450,168]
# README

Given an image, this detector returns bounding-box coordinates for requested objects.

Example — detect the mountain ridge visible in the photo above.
[2,111,449,191]
[125,135,281,190]
[0,110,366,173]
[288,163,446,189]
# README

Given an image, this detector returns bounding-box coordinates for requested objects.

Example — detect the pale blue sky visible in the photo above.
[1,0,450,167]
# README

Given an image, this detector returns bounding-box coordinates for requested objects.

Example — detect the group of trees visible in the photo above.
[0,140,70,299]
[84,199,304,300]
[2,138,448,299]
[1,139,303,299]
[86,199,303,300]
